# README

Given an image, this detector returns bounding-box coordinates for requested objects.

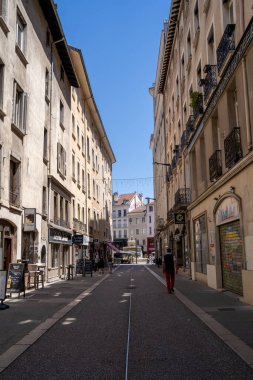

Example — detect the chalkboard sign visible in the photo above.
[76,259,84,275]
[84,261,93,277]
[7,263,25,296]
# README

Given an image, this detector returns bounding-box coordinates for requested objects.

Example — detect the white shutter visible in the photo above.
[22,92,28,133]
[64,149,66,177]
[57,142,61,172]
[12,81,17,124]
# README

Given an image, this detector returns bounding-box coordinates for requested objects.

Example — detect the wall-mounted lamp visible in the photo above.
[214,197,219,201]
[230,186,235,193]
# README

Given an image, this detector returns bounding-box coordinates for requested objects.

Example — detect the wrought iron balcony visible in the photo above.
[200,65,217,102]
[209,150,222,182]
[54,217,70,229]
[181,130,188,150]
[186,115,194,131]
[174,188,191,209]
[193,93,204,123]
[224,127,243,168]
[217,24,236,72]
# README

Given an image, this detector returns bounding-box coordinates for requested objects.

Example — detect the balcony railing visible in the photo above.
[217,24,236,72]
[54,217,70,229]
[186,115,194,131]
[9,191,20,207]
[73,218,86,233]
[200,65,217,102]
[193,94,204,123]
[174,188,191,207]
[209,150,222,182]
[224,127,243,168]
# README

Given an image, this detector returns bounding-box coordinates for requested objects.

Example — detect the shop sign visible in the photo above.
[49,228,72,245]
[72,235,89,246]
[216,197,240,225]
[24,208,36,231]
[174,212,185,224]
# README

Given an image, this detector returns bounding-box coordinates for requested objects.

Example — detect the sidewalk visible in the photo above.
[0,270,110,372]
[147,264,253,369]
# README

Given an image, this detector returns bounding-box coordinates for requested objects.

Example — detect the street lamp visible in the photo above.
[153,161,171,168]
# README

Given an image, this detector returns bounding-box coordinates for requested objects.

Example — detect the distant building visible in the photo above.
[112,192,143,249]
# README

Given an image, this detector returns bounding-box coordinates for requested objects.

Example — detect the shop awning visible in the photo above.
[106,242,120,253]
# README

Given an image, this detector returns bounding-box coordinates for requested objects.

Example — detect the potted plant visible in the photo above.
[190,91,203,112]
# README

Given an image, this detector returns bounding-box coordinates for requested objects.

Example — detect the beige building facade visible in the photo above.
[151,0,253,304]
[0,0,115,282]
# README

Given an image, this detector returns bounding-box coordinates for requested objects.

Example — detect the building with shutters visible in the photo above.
[150,0,253,304]
[0,0,115,282]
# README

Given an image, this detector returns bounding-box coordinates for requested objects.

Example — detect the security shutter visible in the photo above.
[219,220,243,295]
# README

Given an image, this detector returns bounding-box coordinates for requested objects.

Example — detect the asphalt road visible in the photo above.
[1,266,253,380]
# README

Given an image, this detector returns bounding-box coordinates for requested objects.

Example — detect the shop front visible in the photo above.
[48,228,72,280]
[215,196,243,295]
[0,220,16,270]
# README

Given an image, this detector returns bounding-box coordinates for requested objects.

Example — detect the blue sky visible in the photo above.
[57,0,171,199]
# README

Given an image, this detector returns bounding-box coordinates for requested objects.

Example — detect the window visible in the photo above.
[136,239,139,246]
[136,229,139,235]
[72,114,75,137]
[149,227,152,235]
[113,230,116,239]
[77,161,80,186]
[119,230,122,238]
[82,169,85,192]
[12,81,27,134]
[149,216,152,223]
[194,215,208,274]
[0,61,4,111]
[118,210,121,217]
[72,199,75,219]
[194,1,200,32]
[123,209,127,217]
[207,25,215,65]
[93,179,95,198]
[149,206,153,212]
[16,11,26,55]
[43,128,48,160]
[42,186,47,215]
[45,68,49,99]
[77,125,80,145]
[9,158,20,207]
[72,152,75,180]
[51,245,58,268]
[92,149,95,170]
[82,135,85,155]
[60,101,64,128]
[87,137,90,161]
[129,218,132,224]
[88,173,90,197]
[57,142,66,178]
[187,30,192,59]
[65,200,69,223]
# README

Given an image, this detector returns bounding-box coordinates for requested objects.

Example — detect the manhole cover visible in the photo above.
[218,307,235,311]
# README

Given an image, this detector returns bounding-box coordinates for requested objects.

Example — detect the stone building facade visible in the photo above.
[0,0,115,281]
[150,0,253,304]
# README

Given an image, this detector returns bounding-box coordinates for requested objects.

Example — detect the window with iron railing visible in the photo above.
[216,24,235,73]
[224,127,243,168]
[209,150,222,182]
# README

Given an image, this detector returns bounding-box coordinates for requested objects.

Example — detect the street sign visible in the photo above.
[174,212,185,224]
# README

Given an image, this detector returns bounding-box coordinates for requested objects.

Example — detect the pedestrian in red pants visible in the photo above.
[163,248,175,294]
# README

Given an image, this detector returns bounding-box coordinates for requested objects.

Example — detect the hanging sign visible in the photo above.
[174,212,185,224]
[24,208,36,231]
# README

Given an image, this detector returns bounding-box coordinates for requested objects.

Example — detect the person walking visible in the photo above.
[163,248,175,294]
[98,256,105,275]
[94,253,99,272]
[108,254,113,274]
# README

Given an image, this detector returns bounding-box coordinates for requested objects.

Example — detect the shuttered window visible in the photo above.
[12,81,27,134]
[57,142,66,178]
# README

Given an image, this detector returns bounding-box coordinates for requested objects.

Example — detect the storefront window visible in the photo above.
[51,245,59,268]
[194,214,208,274]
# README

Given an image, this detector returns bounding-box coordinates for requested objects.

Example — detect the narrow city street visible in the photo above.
[1,266,253,380]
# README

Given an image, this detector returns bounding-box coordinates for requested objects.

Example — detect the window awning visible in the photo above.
[106,242,120,253]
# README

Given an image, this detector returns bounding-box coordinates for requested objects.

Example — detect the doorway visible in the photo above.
[4,238,12,270]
